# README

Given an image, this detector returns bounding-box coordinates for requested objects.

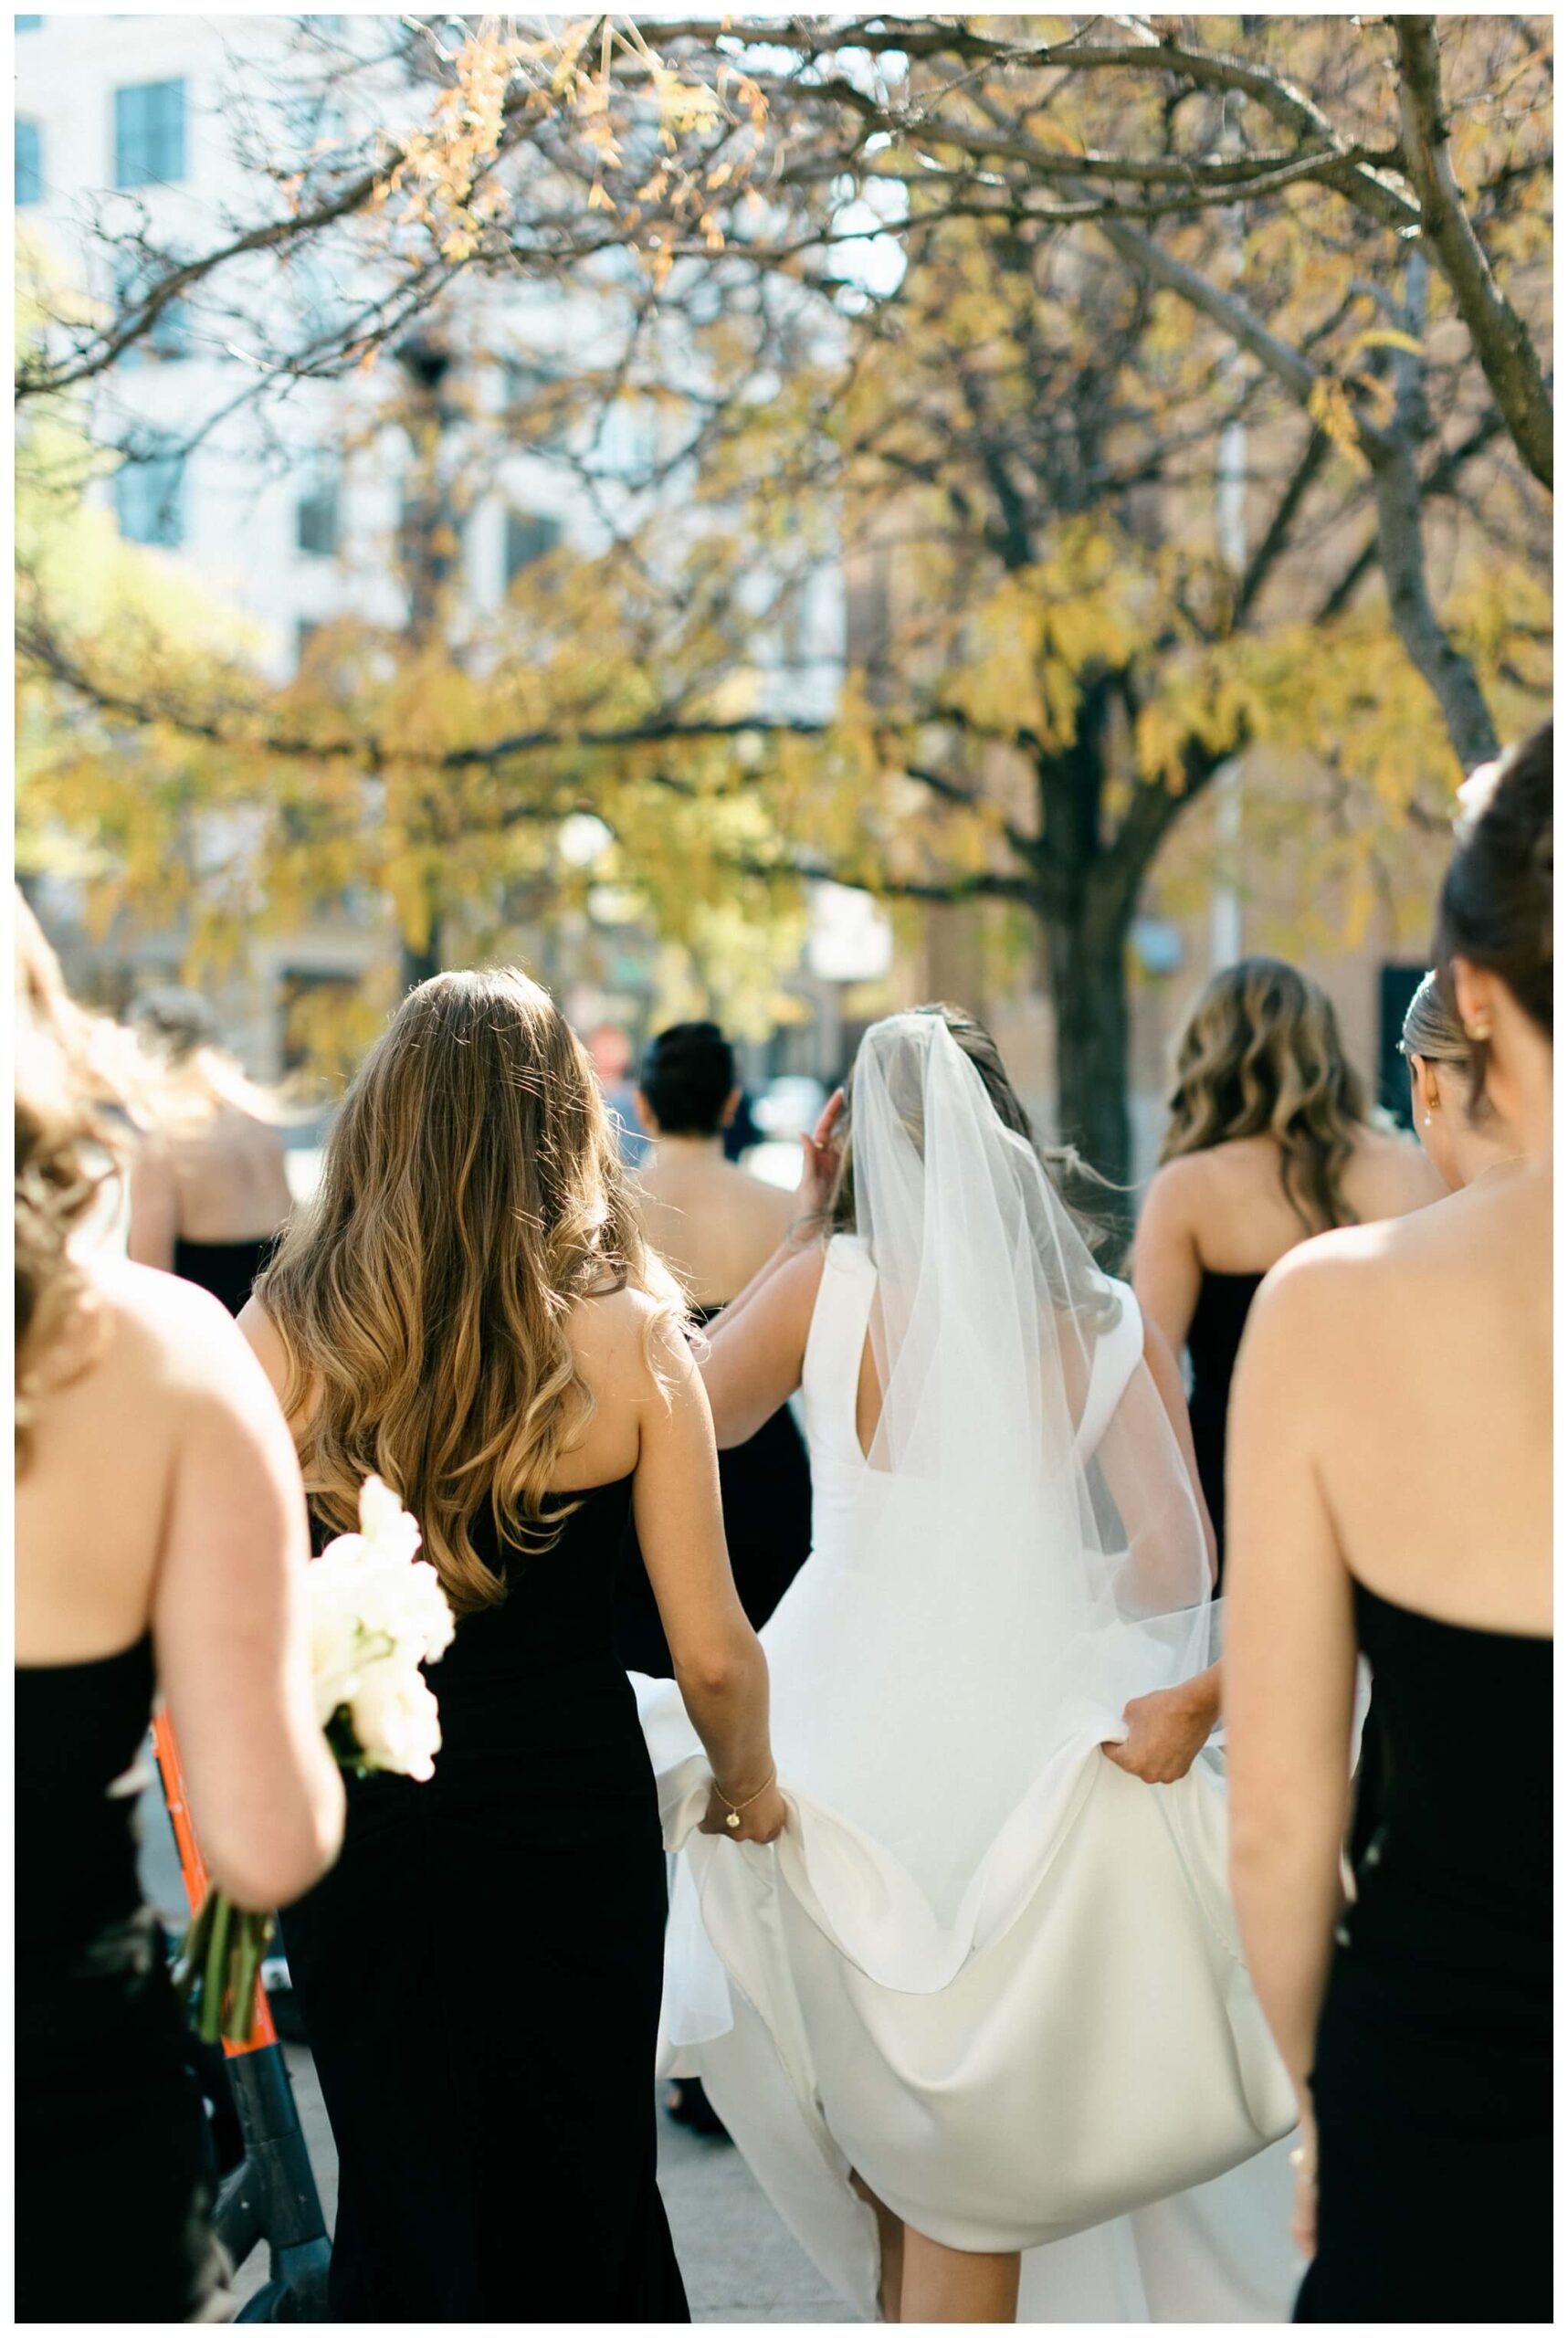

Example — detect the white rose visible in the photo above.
[357,1474,423,1567]
[346,1661,443,1782]
[307,1549,374,1724]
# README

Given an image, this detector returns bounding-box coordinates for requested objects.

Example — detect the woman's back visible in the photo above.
[16,1259,192,1665]
[636,1148,797,1307]
[1152,1127,1440,1278]
[1264,1169,1550,1632]
[134,1101,293,1247]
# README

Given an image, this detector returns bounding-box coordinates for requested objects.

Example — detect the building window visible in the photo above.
[113,452,185,549]
[504,508,562,584]
[115,79,186,188]
[296,479,339,557]
[16,120,43,206]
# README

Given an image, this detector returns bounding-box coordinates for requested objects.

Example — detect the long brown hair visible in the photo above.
[1159,957,1372,1234]
[14,898,120,1464]
[259,969,679,1615]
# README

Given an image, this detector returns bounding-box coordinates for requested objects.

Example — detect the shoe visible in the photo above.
[665,2077,731,2140]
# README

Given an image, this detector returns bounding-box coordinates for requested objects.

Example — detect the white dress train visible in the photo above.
[637,1023,1302,2322]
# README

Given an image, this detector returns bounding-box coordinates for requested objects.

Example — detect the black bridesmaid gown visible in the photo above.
[173,1231,280,1318]
[1184,1268,1263,1587]
[1296,1582,1552,2324]
[616,1304,812,1679]
[1187,1267,1384,1857]
[282,1478,689,2323]
[16,1637,230,2322]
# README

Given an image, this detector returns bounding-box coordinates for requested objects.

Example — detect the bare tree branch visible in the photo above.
[1393,16,1553,490]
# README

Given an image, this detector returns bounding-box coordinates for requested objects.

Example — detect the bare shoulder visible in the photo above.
[1244,1217,1407,1358]
[1351,1123,1446,1215]
[87,1255,248,1374]
[236,1294,294,1401]
[1137,1156,1205,1230]
[70,1258,285,1437]
[568,1283,685,1387]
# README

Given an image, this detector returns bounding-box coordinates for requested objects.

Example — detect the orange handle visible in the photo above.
[153,1709,278,2058]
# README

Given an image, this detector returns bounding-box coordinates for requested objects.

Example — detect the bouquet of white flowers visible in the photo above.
[177,1475,455,2044]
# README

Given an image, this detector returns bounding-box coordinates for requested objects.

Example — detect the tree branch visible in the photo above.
[1393,16,1553,490]
[1234,427,1331,627]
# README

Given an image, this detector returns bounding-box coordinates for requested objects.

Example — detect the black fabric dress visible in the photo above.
[282,1478,689,2324]
[1184,1269,1263,1586]
[173,1232,281,1318]
[1296,1582,1552,2325]
[616,1303,812,1680]
[16,1637,230,2324]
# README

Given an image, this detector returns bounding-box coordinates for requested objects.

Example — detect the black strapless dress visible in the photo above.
[173,1232,280,1318]
[16,1637,229,2322]
[1185,1269,1263,1586]
[282,1480,689,2323]
[1296,1582,1552,2324]
[616,1302,811,1679]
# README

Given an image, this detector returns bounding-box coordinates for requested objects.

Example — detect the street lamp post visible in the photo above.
[394,334,456,990]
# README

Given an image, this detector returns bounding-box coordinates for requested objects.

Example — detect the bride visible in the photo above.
[637,1006,1300,2322]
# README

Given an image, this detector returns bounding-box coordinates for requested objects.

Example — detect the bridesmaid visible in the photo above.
[1133,957,1437,1581]
[241,969,783,2323]
[127,988,295,1316]
[619,1021,812,1673]
[16,901,343,2322]
[1226,726,1552,2322]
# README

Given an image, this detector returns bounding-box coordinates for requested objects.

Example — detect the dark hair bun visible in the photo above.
[641,1022,735,1136]
[1438,721,1552,1039]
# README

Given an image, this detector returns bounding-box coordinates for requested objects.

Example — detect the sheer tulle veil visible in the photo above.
[780,1008,1216,1913]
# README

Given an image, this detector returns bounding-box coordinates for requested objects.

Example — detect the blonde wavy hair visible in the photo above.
[258,968,680,1615]
[1159,957,1372,1234]
[14,898,124,1465]
[129,985,306,1132]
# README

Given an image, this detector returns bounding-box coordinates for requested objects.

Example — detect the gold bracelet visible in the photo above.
[713,1765,777,1830]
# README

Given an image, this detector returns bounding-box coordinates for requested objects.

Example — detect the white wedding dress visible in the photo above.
[637,1016,1301,2322]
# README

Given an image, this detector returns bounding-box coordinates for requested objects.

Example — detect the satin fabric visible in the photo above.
[638,1237,1300,2320]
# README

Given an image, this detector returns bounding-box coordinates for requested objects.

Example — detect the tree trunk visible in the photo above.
[1040,885,1135,1245]
[400,915,441,993]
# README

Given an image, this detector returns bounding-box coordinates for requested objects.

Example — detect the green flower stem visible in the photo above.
[201,1891,233,2046]
[226,1911,274,2047]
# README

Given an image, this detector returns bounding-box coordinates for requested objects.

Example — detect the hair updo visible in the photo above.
[130,985,221,1067]
[1400,972,1469,1068]
[1436,722,1552,1097]
[640,1022,735,1137]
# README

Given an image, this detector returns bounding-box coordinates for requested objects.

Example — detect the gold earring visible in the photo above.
[1465,1016,1493,1043]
